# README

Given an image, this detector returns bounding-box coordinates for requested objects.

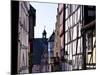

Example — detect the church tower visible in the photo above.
[42,28,47,39]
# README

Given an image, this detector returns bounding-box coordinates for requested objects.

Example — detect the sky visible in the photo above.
[30,1,58,38]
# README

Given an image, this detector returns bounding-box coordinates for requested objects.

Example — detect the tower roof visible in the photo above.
[42,29,47,35]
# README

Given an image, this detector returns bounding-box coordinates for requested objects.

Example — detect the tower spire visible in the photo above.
[42,25,47,39]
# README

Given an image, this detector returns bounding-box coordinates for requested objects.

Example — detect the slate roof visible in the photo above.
[32,38,48,65]
[48,31,55,42]
[30,4,36,15]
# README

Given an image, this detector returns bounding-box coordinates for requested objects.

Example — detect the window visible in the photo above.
[70,16,72,26]
[86,31,93,52]
[68,44,72,60]
[77,8,80,22]
[65,20,68,31]
[65,45,68,54]
[78,23,82,37]
[67,31,70,43]
[65,8,68,19]
[73,26,77,40]
[67,5,70,16]
[85,30,96,67]
[72,5,76,12]
[70,5,72,14]
[88,36,92,51]
[72,13,75,25]
[78,55,83,69]
[76,11,78,24]
[77,39,81,54]
[72,56,77,69]
[74,12,77,24]
[73,55,83,69]
[73,40,76,55]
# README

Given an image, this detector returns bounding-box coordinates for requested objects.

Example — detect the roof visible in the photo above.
[48,31,55,42]
[29,5,36,23]
[32,38,48,65]
[42,29,47,35]
[30,4,36,14]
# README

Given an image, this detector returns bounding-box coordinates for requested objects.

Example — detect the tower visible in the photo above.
[42,27,47,39]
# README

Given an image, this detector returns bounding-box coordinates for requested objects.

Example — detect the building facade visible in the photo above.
[81,6,96,69]
[32,29,48,73]
[41,30,49,72]
[48,31,55,72]
[57,4,66,71]
[29,5,36,73]
[52,7,62,71]
[64,4,96,70]
[11,1,36,74]
[64,4,83,70]
[57,3,96,71]
[54,11,61,58]
[17,1,30,73]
